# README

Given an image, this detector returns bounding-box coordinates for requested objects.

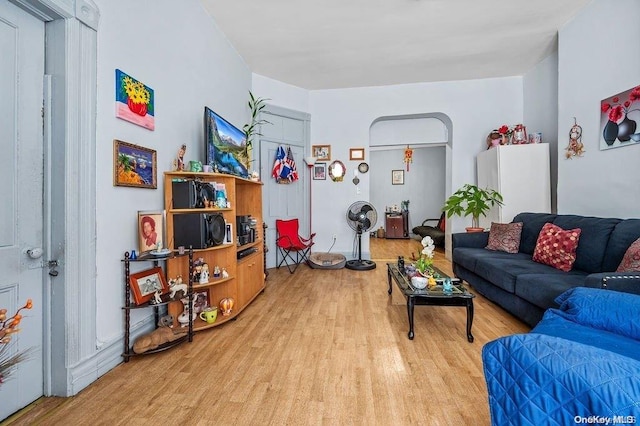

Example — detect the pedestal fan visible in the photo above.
[345,201,377,271]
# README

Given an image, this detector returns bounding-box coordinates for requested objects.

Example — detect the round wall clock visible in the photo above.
[358,162,369,173]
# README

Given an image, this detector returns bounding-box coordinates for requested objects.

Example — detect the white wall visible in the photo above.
[557,0,640,217]
[308,77,524,255]
[252,73,310,113]
[94,0,251,344]
[524,52,559,213]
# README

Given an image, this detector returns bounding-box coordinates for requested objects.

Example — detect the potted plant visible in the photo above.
[241,91,271,172]
[443,184,503,232]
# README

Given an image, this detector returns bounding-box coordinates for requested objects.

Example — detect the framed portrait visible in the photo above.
[138,210,165,253]
[312,145,331,161]
[113,140,157,189]
[129,267,169,306]
[313,163,326,180]
[392,169,404,185]
[349,148,365,161]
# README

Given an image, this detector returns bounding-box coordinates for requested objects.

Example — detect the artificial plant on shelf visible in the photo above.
[443,184,503,232]
[242,91,271,171]
[0,299,33,386]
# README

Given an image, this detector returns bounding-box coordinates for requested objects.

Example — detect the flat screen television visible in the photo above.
[204,107,249,178]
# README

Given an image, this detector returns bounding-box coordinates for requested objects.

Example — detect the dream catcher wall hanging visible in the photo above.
[565,117,585,159]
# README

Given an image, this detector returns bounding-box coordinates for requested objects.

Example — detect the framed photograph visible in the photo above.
[313,163,326,180]
[349,148,365,161]
[193,290,210,314]
[138,210,165,253]
[113,140,157,189]
[392,169,404,185]
[312,145,331,161]
[129,267,169,306]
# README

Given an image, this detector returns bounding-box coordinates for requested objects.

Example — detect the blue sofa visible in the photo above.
[483,287,640,423]
[452,212,640,327]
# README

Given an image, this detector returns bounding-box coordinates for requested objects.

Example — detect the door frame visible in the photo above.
[258,105,311,269]
[10,0,99,396]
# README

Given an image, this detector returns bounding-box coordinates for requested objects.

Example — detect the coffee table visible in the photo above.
[387,263,475,341]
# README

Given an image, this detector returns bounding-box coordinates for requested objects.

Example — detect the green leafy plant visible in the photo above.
[242,91,271,150]
[443,184,503,229]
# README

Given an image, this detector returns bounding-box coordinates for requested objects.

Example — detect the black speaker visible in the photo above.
[172,181,216,209]
[173,213,225,249]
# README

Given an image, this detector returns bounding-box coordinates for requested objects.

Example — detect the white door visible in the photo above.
[0,1,45,419]
[258,107,310,269]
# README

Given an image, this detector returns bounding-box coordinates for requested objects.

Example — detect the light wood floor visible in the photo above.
[5,238,529,425]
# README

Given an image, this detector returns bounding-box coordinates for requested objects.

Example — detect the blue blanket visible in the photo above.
[483,288,640,424]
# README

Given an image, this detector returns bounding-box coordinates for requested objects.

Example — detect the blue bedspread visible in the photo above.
[482,288,640,425]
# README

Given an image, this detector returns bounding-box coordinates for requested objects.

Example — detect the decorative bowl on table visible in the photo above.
[411,276,428,290]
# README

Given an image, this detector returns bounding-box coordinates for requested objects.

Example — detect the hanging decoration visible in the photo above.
[271,145,299,184]
[403,145,413,171]
[565,117,585,159]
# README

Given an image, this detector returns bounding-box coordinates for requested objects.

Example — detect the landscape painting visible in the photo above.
[113,140,157,189]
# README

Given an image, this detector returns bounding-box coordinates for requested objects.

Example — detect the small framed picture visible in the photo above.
[313,163,326,180]
[312,145,331,161]
[129,267,169,306]
[349,148,365,161]
[193,290,210,314]
[138,210,165,253]
[113,139,157,189]
[392,169,404,185]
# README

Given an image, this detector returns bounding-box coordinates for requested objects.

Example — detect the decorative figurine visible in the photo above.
[213,265,221,278]
[219,297,235,316]
[169,276,188,299]
[486,130,502,149]
[149,289,162,305]
[199,263,209,284]
[221,267,229,278]
[172,144,187,171]
[192,257,205,282]
[178,297,195,327]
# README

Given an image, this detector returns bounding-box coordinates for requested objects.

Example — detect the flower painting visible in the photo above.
[600,85,640,150]
[115,69,155,130]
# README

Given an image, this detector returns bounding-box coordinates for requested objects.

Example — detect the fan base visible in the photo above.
[345,259,377,271]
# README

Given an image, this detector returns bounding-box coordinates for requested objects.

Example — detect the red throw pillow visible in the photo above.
[532,223,581,272]
[617,237,640,272]
[485,222,523,253]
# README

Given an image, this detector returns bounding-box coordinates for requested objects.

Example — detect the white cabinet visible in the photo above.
[476,144,551,227]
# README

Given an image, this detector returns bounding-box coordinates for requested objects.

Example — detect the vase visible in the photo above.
[603,119,619,145]
[127,98,148,116]
[617,115,637,142]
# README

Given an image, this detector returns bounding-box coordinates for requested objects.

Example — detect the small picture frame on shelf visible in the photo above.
[392,169,404,185]
[138,210,165,254]
[193,290,210,314]
[130,267,169,306]
[349,148,365,161]
[313,163,326,180]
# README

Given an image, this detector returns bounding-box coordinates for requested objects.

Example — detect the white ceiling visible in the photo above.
[200,0,591,90]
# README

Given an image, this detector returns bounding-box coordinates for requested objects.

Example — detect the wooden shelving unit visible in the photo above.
[164,171,265,332]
